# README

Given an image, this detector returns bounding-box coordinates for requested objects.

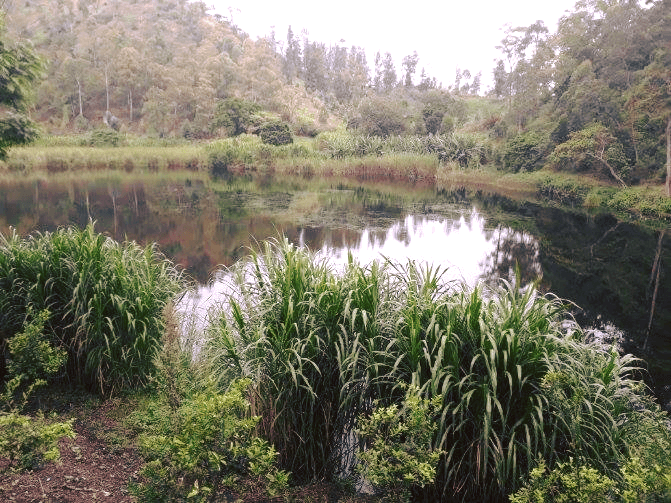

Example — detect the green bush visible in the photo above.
[510,458,671,503]
[503,131,547,172]
[130,379,289,502]
[0,412,75,470]
[2,308,66,410]
[83,129,124,147]
[258,120,293,146]
[357,386,444,502]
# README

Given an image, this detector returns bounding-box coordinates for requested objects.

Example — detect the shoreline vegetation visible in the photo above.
[0,228,670,502]
[2,132,670,225]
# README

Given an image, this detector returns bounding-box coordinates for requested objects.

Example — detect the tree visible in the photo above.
[549,123,629,187]
[210,97,261,136]
[402,51,419,87]
[0,14,44,159]
[381,52,397,93]
[282,26,301,84]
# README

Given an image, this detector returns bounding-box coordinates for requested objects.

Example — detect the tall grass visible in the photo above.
[4,145,207,174]
[203,238,670,501]
[0,223,185,395]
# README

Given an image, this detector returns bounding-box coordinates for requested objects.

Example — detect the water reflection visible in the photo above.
[183,211,542,333]
[303,212,541,287]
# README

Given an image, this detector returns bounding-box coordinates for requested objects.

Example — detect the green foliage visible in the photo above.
[0,411,75,470]
[357,386,444,501]
[257,119,293,146]
[0,224,185,395]
[503,131,548,172]
[349,97,407,137]
[2,308,66,410]
[130,379,289,502]
[203,237,671,502]
[537,176,590,206]
[549,123,630,186]
[0,14,44,159]
[83,129,124,147]
[210,98,262,137]
[510,458,671,503]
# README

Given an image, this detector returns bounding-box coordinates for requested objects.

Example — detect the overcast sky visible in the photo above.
[206,0,580,92]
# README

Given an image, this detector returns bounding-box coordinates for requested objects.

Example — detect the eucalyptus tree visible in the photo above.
[402,50,419,87]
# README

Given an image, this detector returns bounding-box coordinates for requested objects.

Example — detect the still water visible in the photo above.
[1,178,669,407]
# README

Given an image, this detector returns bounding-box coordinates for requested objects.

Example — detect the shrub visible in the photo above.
[258,120,293,146]
[503,131,547,172]
[348,97,407,137]
[2,308,66,410]
[83,129,123,147]
[0,412,75,470]
[356,386,444,502]
[130,379,289,502]
[510,458,671,503]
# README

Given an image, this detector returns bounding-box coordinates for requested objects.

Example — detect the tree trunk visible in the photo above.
[76,78,83,117]
[666,116,670,197]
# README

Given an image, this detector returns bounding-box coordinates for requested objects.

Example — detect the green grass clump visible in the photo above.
[202,237,671,501]
[0,223,186,395]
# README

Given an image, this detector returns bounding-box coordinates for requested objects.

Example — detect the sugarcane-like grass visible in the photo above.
[203,237,670,501]
[0,223,186,395]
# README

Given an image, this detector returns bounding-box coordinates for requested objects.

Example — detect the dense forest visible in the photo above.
[2,0,671,190]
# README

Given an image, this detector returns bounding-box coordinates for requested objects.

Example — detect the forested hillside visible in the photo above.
[2,0,671,190]
[492,0,671,189]
[2,0,452,138]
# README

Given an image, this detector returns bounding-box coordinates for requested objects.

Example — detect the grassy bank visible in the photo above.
[2,132,670,223]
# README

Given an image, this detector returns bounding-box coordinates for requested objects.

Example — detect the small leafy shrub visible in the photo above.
[2,308,66,410]
[130,379,289,502]
[207,146,234,178]
[537,176,590,206]
[258,120,293,146]
[509,458,671,503]
[0,412,75,470]
[357,386,444,502]
[509,459,617,503]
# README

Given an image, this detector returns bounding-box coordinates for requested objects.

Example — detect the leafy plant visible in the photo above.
[1,308,66,410]
[0,412,75,470]
[258,120,293,146]
[130,379,289,502]
[356,386,444,502]
[503,131,548,172]
[0,224,185,395]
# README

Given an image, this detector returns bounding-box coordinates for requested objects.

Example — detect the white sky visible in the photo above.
[206,0,580,92]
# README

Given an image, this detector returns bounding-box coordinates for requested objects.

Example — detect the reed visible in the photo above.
[0,224,185,395]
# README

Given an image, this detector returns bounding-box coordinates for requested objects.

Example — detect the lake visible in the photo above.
[1,176,669,408]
